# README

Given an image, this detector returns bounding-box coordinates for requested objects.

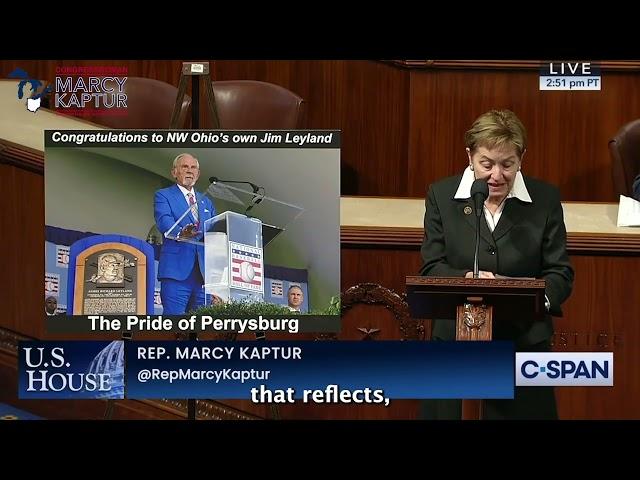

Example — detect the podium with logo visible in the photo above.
[164,180,304,303]
[406,276,546,420]
[162,179,303,420]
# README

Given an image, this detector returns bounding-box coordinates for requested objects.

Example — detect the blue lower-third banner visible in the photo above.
[18,341,514,400]
[18,341,124,399]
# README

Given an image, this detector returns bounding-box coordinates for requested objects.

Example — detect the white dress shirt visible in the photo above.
[454,166,532,232]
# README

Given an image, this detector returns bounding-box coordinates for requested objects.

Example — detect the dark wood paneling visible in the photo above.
[0,140,44,173]
[341,245,640,420]
[212,60,640,201]
[553,255,640,419]
[408,68,640,201]
[213,60,410,196]
[0,164,44,339]
[341,247,422,294]
[4,59,640,200]
[388,60,640,71]
[341,225,640,254]
[0,60,188,88]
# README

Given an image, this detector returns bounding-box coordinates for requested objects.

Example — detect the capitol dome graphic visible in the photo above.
[87,341,125,399]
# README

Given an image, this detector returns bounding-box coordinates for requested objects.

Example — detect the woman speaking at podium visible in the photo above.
[420,110,574,419]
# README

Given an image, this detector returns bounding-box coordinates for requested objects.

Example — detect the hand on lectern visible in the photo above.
[177,223,199,240]
[465,270,495,279]
[211,294,224,305]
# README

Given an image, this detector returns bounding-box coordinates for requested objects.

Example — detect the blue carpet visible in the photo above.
[0,403,43,420]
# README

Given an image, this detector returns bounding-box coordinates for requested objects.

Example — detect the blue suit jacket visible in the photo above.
[154,184,216,281]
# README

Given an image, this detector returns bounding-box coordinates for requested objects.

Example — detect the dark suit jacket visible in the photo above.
[420,174,574,346]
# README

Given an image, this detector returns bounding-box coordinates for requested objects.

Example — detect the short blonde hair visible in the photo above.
[464,110,527,157]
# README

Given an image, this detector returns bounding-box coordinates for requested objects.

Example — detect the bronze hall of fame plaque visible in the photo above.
[73,242,148,315]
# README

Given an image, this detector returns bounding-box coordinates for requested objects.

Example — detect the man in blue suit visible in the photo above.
[154,153,216,314]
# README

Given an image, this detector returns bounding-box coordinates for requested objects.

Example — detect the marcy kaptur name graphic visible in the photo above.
[137,345,302,361]
[54,76,127,109]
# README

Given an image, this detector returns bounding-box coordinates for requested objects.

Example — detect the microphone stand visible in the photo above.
[209,177,265,215]
[470,178,488,279]
[207,179,267,339]
[474,208,481,279]
[209,177,261,195]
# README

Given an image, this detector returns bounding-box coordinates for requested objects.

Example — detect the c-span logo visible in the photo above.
[516,352,613,386]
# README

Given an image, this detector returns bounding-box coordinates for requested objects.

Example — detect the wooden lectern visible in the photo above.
[406,276,546,420]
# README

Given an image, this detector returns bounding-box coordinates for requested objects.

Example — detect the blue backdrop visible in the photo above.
[46,225,310,315]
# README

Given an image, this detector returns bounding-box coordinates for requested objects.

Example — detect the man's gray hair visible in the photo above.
[172,153,199,169]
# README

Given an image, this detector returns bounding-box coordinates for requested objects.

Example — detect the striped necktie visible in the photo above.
[188,193,199,225]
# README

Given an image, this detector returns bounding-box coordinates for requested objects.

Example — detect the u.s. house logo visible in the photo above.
[19,341,124,399]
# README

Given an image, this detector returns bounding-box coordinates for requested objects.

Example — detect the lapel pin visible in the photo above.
[464,206,472,215]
